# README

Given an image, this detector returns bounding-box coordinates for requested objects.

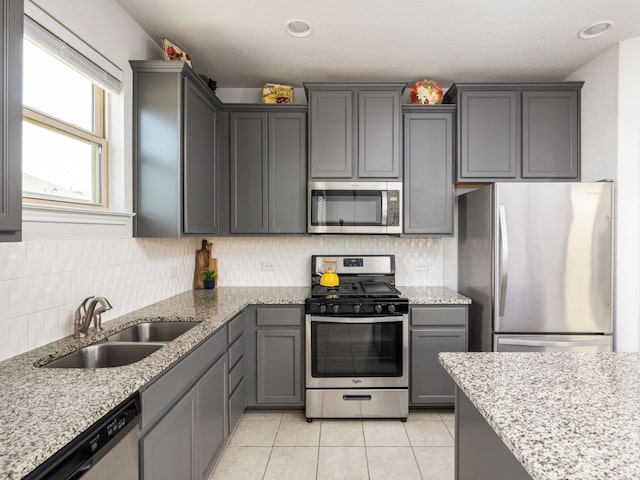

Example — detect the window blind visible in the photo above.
[23,2,123,93]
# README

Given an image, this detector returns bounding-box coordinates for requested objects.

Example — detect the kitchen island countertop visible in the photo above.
[440,351,640,480]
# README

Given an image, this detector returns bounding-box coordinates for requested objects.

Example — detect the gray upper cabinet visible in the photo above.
[444,83,582,182]
[305,82,405,180]
[403,106,455,235]
[228,107,307,235]
[131,61,221,237]
[358,90,402,178]
[308,90,353,178]
[230,112,269,233]
[0,0,22,242]
[522,90,579,178]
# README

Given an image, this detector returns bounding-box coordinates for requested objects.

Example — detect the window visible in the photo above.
[22,38,108,207]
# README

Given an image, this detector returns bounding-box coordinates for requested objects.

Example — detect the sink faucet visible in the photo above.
[74,296,113,338]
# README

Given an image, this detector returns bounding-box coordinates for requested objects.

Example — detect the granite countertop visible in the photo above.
[0,285,468,479]
[399,286,471,304]
[0,287,307,480]
[440,352,640,480]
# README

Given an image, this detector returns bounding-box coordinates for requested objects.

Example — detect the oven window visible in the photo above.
[311,321,403,377]
[311,190,383,226]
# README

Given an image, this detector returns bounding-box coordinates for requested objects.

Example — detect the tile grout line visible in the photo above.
[404,419,426,480]
[260,413,283,480]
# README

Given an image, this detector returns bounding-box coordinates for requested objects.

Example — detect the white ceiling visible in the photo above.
[115,0,640,89]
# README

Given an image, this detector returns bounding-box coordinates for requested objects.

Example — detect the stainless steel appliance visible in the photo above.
[305,255,409,421]
[308,181,402,234]
[458,182,614,352]
[25,393,140,480]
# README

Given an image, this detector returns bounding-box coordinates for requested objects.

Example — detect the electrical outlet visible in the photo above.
[168,265,178,278]
[261,262,275,271]
[415,262,428,271]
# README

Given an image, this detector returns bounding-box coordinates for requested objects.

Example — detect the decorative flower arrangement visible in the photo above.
[410,79,444,105]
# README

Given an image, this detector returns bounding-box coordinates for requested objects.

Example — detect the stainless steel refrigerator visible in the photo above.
[458,182,613,352]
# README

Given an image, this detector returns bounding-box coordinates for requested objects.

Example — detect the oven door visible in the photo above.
[306,314,408,389]
[308,182,402,234]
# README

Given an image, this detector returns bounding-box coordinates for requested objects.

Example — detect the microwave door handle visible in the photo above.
[381,191,388,226]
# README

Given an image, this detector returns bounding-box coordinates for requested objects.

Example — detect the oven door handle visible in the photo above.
[310,316,402,323]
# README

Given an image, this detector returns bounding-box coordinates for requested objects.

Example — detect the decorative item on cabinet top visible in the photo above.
[409,79,444,105]
[262,83,294,104]
[162,37,192,66]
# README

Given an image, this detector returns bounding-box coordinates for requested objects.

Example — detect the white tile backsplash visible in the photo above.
[0,235,447,361]
[207,236,444,287]
[0,237,199,361]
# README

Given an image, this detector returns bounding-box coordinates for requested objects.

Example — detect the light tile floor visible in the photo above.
[209,410,455,480]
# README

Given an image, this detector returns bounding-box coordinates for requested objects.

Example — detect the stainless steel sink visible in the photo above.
[107,321,200,342]
[42,342,164,368]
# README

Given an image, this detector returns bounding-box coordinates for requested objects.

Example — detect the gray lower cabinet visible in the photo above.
[410,306,468,406]
[0,0,22,242]
[305,82,405,180]
[228,108,306,234]
[195,355,228,478]
[131,61,221,237]
[245,305,305,407]
[444,83,582,182]
[141,388,195,480]
[139,327,228,480]
[403,106,455,235]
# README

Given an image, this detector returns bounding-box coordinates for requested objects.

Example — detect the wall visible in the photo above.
[567,39,640,352]
[0,0,199,362]
[208,236,445,286]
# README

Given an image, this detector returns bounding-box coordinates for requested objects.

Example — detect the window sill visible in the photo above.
[22,202,136,240]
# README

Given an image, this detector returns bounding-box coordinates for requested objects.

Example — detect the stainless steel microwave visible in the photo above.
[308,181,402,234]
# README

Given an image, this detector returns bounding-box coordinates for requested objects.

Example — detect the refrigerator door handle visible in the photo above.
[498,205,509,317]
[497,338,612,348]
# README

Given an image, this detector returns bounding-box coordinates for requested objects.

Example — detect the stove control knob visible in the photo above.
[388,304,396,314]
[332,304,340,314]
[319,304,327,314]
[374,304,383,314]
[353,304,362,314]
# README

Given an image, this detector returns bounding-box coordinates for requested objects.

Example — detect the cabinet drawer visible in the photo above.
[256,307,302,326]
[228,313,245,344]
[411,306,467,326]
[229,335,245,369]
[229,357,245,393]
[141,326,227,430]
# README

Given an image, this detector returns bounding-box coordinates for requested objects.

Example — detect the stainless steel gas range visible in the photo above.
[304,255,409,421]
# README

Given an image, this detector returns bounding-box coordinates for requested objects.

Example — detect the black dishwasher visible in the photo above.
[24,393,140,480]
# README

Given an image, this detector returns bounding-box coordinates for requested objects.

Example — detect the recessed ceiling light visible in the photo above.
[285,19,314,38]
[578,21,615,39]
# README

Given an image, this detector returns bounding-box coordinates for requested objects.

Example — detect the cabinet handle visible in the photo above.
[343,395,372,401]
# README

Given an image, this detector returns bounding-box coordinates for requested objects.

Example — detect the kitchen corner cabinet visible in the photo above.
[444,83,582,182]
[305,82,405,179]
[403,105,455,235]
[139,326,229,480]
[227,107,307,234]
[131,61,221,237]
[0,0,23,242]
[410,305,468,406]
[245,305,305,407]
